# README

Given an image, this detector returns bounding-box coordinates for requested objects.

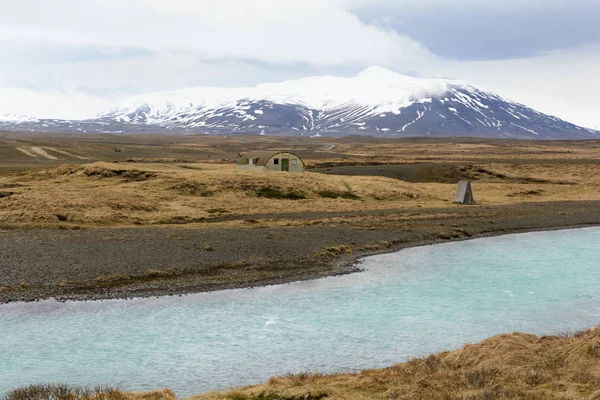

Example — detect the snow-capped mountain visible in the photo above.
[1,67,597,139]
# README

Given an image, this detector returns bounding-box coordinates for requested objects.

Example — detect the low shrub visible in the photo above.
[406,355,443,374]
[521,369,547,386]
[120,170,157,182]
[56,214,69,222]
[507,190,544,197]
[588,341,600,358]
[327,245,352,255]
[256,187,307,200]
[226,392,327,400]
[465,368,500,389]
[3,384,128,400]
[79,167,157,182]
[437,231,461,240]
[158,216,207,224]
[314,244,353,258]
[80,167,122,178]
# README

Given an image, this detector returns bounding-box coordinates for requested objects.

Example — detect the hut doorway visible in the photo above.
[281,158,290,171]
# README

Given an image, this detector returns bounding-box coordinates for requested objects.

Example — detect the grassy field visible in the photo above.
[1,160,600,229]
[2,134,600,229]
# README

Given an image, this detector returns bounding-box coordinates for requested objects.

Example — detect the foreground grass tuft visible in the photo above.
[314,244,353,258]
[2,384,175,400]
[225,393,327,400]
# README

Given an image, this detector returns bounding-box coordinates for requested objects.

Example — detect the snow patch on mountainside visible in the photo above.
[1,67,596,140]
[101,67,456,123]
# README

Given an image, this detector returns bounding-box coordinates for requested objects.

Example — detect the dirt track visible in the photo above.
[2,200,599,303]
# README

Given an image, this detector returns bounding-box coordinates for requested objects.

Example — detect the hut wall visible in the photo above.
[236,164,267,172]
[264,152,305,173]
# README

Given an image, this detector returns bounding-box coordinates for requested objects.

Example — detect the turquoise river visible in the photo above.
[1,227,599,397]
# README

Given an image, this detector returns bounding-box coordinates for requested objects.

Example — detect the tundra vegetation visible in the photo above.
[2,136,600,230]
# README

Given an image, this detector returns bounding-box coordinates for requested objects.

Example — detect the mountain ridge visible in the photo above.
[1,67,598,139]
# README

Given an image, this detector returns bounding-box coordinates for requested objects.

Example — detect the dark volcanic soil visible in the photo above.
[312,163,465,182]
[1,200,600,303]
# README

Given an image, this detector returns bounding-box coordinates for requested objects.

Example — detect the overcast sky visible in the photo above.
[1,0,599,128]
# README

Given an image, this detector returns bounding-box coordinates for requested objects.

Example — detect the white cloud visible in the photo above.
[0,88,116,120]
[425,44,600,129]
[0,0,436,119]
[0,0,598,128]
[0,0,434,67]
[348,0,594,12]
[0,53,309,119]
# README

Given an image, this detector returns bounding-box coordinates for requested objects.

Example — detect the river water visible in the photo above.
[1,228,599,397]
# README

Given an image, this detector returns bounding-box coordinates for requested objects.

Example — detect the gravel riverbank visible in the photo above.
[2,200,600,303]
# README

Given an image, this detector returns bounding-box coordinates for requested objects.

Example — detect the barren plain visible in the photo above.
[1,132,600,303]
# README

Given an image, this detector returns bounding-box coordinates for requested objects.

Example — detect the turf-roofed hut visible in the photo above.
[237,151,305,173]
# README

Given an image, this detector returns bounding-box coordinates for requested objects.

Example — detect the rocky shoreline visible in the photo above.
[2,200,600,304]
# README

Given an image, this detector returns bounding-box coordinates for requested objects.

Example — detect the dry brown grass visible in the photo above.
[0,162,436,228]
[2,385,176,400]
[328,140,600,164]
[1,160,600,229]
[2,136,600,229]
[191,326,600,400]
